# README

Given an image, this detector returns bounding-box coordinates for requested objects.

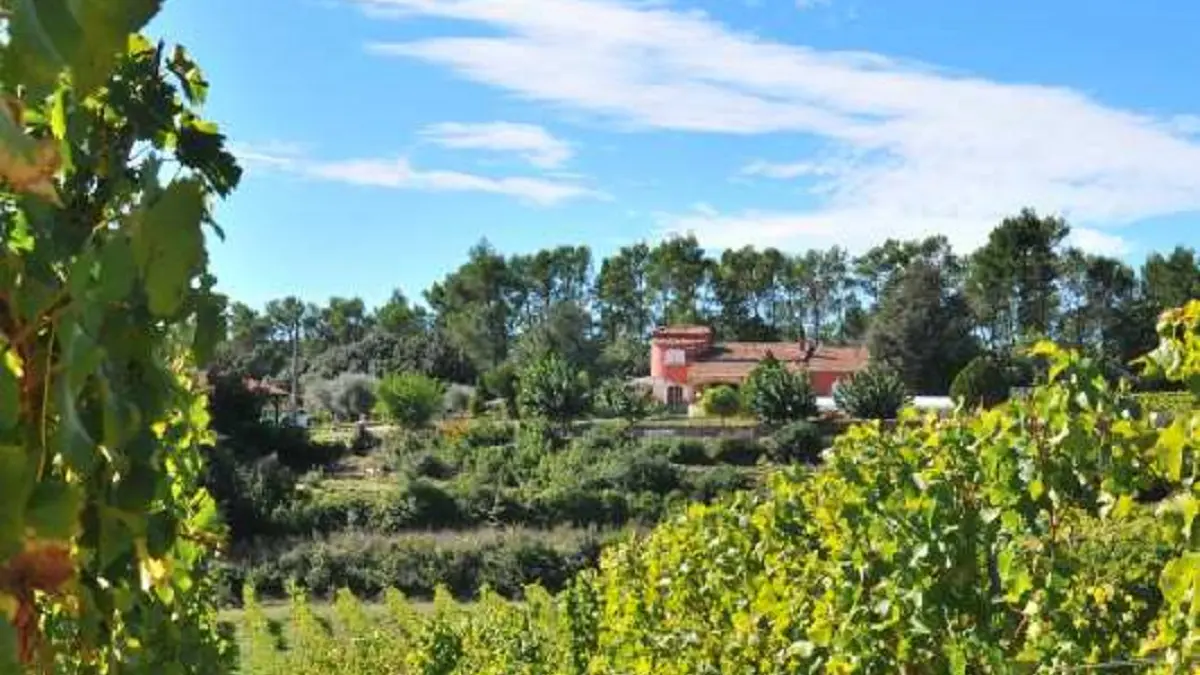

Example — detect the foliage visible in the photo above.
[869,259,979,394]
[662,439,713,466]
[709,438,765,466]
[223,530,607,603]
[833,365,909,419]
[594,378,652,425]
[951,354,1012,408]
[516,354,591,427]
[742,355,817,425]
[375,372,445,428]
[699,385,741,421]
[0,4,243,670]
[767,420,824,464]
[305,372,378,421]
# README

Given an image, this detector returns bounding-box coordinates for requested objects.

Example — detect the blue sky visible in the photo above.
[152,0,1200,309]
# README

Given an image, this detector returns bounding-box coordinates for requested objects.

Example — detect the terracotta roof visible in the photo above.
[244,378,290,398]
[652,325,713,338]
[687,344,868,385]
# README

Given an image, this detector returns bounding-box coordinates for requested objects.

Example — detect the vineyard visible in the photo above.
[231,308,1200,673]
[2,1,1200,674]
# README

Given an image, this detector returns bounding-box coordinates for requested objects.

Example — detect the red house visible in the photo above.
[648,325,869,409]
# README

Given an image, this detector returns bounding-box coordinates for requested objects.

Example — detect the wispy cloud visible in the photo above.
[420,121,573,168]
[353,0,1200,255]
[234,143,600,207]
[740,160,838,180]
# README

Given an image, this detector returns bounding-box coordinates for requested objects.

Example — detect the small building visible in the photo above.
[648,325,869,410]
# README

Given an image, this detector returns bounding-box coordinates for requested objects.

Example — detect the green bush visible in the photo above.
[768,420,824,464]
[743,355,817,424]
[699,385,742,421]
[595,378,652,424]
[834,365,909,419]
[950,355,1011,408]
[710,438,764,466]
[664,439,713,466]
[375,372,445,428]
[222,530,609,602]
[517,353,591,426]
[686,466,755,502]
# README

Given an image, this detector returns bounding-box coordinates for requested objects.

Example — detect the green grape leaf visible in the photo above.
[0,446,30,559]
[191,293,225,365]
[25,479,82,542]
[1156,418,1187,482]
[97,235,136,303]
[6,0,162,95]
[130,178,205,317]
[1159,553,1200,605]
[0,351,20,432]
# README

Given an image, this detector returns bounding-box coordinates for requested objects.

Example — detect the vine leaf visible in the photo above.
[0,352,21,432]
[5,0,162,95]
[97,236,137,304]
[0,447,29,560]
[25,479,82,542]
[0,100,61,204]
[131,179,205,317]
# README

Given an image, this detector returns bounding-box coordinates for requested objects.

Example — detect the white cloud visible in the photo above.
[1067,227,1132,257]
[420,121,573,168]
[353,0,1200,253]
[235,144,600,207]
[740,160,837,179]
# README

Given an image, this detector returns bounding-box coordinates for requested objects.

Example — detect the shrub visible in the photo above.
[460,419,518,448]
[950,355,1011,408]
[686,466,754,502]
[743,354,817,424]
[769,420,824,464]
[699,385,742,422]
[594,378,652,424]
[516,353,591,427]
[834,365,909,419]
[409,452,457,481]
[444,384,473,415]
[664,439,712,466]
[304,372,378,421]
[375,372,445,428]
[711,438,764,466]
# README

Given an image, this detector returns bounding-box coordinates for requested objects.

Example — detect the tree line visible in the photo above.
[215,208,1200,396]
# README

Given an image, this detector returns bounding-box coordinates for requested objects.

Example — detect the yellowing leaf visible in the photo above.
[1156,418,1188,482]
[0,99,61,204]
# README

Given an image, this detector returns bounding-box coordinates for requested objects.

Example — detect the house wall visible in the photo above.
[810,371,846,397]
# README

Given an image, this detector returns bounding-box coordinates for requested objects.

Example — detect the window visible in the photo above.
[664,349,685,365]
[667,386,684,408]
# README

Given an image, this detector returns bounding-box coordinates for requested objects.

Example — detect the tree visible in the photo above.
[855,236,961,307]
[968,209,1070,347]
[743,355,817,425]
[509,301,597,371]
[595,379,652,425]
[595,242,653,340]
[304,373,378,421]
[426,239,513,372]
[516,354,590,428]
[375,289,427,336]
[700,385,742,424]
[1057,249,1137,357]
[648,235,711,325]
[376,373,445,428]
[870,260,979,394]
[1142,246,1200,312]
[0,7,240,669]
[266,296,311,412]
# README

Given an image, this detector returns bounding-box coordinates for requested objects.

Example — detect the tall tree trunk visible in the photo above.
[290,324,299,413]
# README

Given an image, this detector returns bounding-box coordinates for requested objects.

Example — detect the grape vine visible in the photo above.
[0,2,240,672]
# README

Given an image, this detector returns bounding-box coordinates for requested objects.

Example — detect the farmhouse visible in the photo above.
[647,325,869,409]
